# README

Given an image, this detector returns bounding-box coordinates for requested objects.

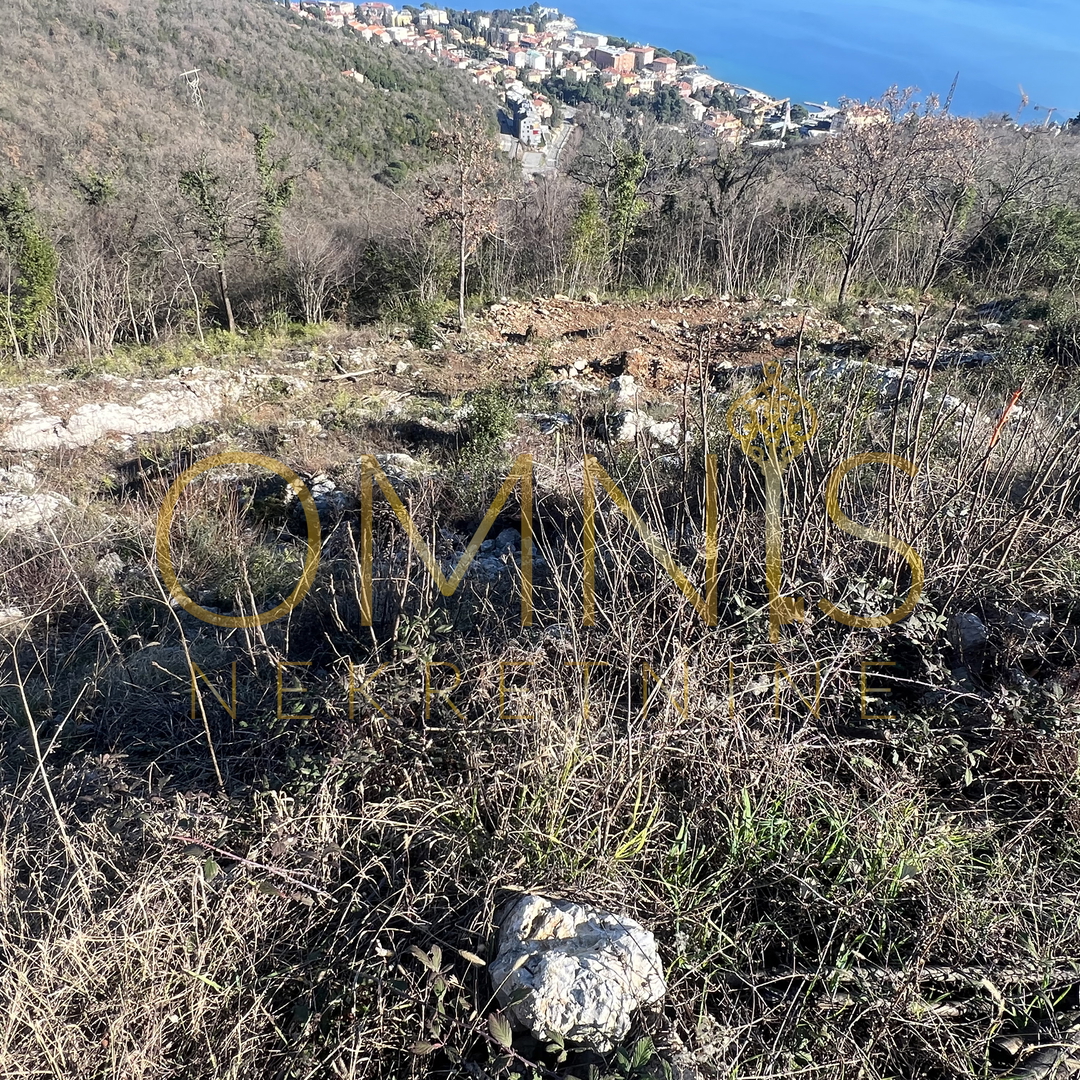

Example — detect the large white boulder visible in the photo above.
[490,894,666,1051]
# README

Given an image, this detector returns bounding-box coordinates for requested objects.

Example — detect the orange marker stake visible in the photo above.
[989,387,1023,449]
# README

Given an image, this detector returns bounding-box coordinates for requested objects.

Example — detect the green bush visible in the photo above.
[1044,289,1080,366]
[463,386,516,457]
[407,298,450,349]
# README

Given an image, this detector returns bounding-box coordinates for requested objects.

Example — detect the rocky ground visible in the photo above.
[0,292,1034,531]
[5,294,1080,1080]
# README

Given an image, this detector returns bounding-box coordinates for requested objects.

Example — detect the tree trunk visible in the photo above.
[458,218,467,331]
[1,270,22,363]
[216,259,236,333]
[838,235,861,304]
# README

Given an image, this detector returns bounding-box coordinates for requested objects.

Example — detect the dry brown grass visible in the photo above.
[4,325,1080,1079]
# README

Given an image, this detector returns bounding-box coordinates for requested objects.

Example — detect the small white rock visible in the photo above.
[610,374,638,404]
[490,894,666,1052]
[609,409,650,442]
[97,552,125,579]
[0,491,72,531]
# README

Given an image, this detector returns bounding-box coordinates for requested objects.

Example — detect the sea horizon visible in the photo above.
[557,0,1080,120]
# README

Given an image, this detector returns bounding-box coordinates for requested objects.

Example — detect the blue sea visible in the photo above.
[561,0,1080,119]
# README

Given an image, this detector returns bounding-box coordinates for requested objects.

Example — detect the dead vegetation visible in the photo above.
[3,293,1080,1078]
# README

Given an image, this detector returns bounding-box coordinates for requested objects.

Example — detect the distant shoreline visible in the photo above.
[550,0,1078,119]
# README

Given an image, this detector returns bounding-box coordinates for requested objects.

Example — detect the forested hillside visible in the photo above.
[0,0,485,184]
[0,0,498,348]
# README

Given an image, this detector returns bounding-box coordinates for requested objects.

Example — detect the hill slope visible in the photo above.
[0,0,487,190]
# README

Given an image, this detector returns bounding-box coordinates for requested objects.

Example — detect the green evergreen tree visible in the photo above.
[252,126,296,257]
[607,146,647,284]
[0,183,58,359]
[568,186,608,289]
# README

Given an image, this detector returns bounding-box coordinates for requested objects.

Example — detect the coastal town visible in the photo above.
[283,2,880,169]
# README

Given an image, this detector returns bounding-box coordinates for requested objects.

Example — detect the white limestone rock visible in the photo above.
[0,370,303,451]
[373,452,431,482]
[608,409,647,442]
[307,473,354,516]
[0,464,39,491]
[811,358,917,401]
[0,491,72,531]
[610,374,639,404]
[490,894,666,1052]
[646,419,682,446]
[608,409,683,446]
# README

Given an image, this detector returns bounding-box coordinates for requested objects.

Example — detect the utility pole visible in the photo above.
[179,68,204,112]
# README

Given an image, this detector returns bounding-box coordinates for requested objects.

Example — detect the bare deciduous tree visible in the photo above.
[422,107,504,329]
[284,219,353,324]
[807,87,980,303]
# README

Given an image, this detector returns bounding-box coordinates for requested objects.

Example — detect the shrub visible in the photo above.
[463,385,516,458]
[1044,289,1080,366]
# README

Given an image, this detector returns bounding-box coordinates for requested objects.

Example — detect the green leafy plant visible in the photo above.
[0,183,57,359]
[406,298,449,348]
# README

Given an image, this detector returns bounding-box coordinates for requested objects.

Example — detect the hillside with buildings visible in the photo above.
[277,0,855,167]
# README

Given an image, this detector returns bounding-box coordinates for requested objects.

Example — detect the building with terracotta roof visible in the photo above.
[592,46,635,73]
[704,111,744,145]
[833,105,890,132]
[649,56,677,83]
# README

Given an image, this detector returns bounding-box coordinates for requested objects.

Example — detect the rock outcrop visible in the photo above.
[0,370,305,451]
